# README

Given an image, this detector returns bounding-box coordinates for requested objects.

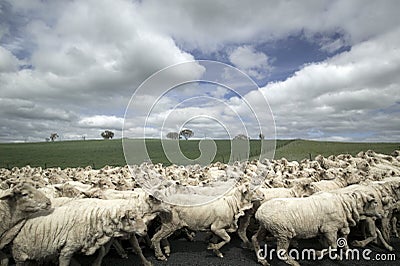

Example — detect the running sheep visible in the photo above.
[11,198,148,266]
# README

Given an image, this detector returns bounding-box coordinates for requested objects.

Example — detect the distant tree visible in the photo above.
[101,130,114,140]
[166,132,179,140]
[259,133,265,140]
[233,134,249,140]
[50,133,59,142]
[179,129,194,140]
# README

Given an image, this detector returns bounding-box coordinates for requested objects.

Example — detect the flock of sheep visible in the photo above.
[1,149,400,266]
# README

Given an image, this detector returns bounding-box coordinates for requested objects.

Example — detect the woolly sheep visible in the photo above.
[11,198,147,266]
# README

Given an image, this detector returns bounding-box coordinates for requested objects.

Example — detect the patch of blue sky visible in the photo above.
[0,1,35,60]
[373,102,400,114]
[188,32,351,87]
[165,81,241,103]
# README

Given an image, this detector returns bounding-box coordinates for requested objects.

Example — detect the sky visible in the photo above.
[0,0,400,143]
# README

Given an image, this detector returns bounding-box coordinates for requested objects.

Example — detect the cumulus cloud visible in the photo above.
[0,46,19,72]
[1,0,198,102]
[228,45,272,79]
[137,0,400,51]
[256,28,400,141]
[0,0,399,143]
[78,115,124,130]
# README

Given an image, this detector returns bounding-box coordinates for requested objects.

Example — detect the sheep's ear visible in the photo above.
[53,184,63,191]
[149,193,162,204]
[366,194,375,202]
[241,184,251,196]
[351,191,357,198]
[8,182,27,195]
[382,196,394,205]
[81,191,92,198]
[0,189,14,200]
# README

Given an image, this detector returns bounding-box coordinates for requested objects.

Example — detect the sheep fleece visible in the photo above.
[12,199,138,262]
[255,192,359,239]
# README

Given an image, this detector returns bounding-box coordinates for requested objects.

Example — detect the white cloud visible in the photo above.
[137,0,400,51]
[1,0,400,143]
[78,115,124,130]
[1,0,198,103]
[256,28,400,141]
[0,46,19,72]
[228,45,272,79]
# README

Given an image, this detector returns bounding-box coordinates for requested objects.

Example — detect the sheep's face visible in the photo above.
[352,192,383,219]
[120,210,147,236]
[362,196,383,219]
[1,183,51,213]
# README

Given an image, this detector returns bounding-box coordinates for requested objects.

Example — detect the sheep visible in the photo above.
[237,182,311,248]
[0,149,399,264]
[0,183,51,265]
[330,183,395,251]
[11,198,148,266]
[252,190,381,266]
[303,170,365,196]
[151,184,254,260]
[81,187,171,266]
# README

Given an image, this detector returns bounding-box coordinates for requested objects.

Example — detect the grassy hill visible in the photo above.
[0,139,398,169]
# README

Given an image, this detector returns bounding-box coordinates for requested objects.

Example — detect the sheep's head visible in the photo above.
[117,209,147,237]
[1,183,51,213]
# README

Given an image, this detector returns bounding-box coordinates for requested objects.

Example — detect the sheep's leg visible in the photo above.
[238,211,253,249]
[380,216,391,243]
[352,218,377,248]
[161,238,171,257]
[0,250,9,266]
[326,231,338,256]
[392,216,399,238]
[182,228,196,242]
[0,258,8,266]
[112,239,128,259]
[276,235,298,266]
[316,231,338,259]
[129,234,152,266]
[151,224,179,261]
[251,225,269,266]
[376,228,394,251]
[339,227,350,251]
[92,242,109,266]
[360,220,367,239]
[207,223,230,258]
[59,250,74,266]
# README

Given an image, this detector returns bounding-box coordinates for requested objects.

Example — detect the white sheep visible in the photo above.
[0,183,51,265]
[11,198,147,266]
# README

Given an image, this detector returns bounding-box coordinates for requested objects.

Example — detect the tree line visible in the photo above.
[45,129,265,142]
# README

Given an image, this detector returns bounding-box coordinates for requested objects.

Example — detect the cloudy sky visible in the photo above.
[1,0,399,143]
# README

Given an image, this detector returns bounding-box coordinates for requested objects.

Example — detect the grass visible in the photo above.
[273,139,400,161]
[0,139,125,169]
[0,139,399,169]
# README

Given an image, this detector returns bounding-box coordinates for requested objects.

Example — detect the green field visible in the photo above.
[0,139,398,169]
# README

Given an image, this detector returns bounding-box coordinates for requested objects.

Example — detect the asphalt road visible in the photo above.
[7,231,399,265]
[84,233,400,266]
